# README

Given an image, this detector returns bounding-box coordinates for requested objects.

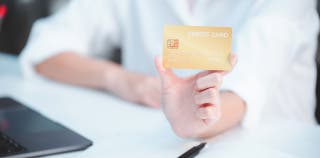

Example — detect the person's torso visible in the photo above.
[111,0,317,123]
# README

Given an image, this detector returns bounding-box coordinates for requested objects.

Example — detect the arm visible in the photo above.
[19,0,124,90]
[35,52,121,90]
[36,52,161,108]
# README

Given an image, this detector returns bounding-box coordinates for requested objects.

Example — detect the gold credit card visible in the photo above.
[163,25,232,70]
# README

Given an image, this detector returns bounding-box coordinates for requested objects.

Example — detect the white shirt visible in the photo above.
[19,0,320,127]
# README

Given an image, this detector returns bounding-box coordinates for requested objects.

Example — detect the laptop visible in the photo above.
[0,97,92,158]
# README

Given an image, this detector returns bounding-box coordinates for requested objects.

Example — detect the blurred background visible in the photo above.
[0,0,124,63]
[0,0,69,55]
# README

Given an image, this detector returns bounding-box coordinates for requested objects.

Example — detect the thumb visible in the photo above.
[197,53,238,77]
[230,53,237,68]
[154,56,176,85]
[221,53,238,76]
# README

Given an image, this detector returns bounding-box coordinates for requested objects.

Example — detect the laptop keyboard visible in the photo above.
[0,131,26,156]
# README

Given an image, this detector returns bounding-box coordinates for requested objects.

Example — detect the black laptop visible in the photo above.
[0,97,92,158]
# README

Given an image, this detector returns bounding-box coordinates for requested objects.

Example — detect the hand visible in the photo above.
[106,70,161,108]
[155,55,236,138]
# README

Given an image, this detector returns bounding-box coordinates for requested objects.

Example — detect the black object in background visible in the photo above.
[0,0,49,55]
[0,97,92,158]
[0,131,26,157]
[178,143,206,158]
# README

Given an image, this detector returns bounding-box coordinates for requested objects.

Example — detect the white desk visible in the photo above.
[0,52,320,158]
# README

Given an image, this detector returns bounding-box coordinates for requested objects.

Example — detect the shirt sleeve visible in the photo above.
[19,0,121,79]
[221,0,319,128]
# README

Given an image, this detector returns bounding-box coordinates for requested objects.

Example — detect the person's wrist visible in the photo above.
[102,65,141,103]
[101,63,125,92]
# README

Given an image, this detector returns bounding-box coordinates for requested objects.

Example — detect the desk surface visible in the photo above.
[0,53,320,158]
